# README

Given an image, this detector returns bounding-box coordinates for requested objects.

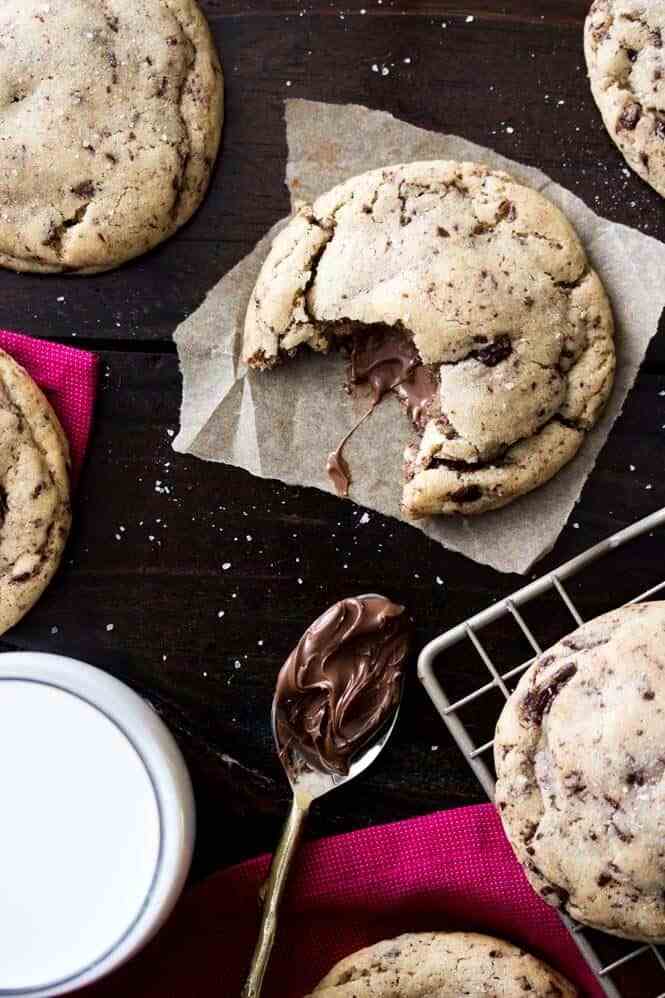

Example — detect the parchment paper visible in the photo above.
[175,100,665,575]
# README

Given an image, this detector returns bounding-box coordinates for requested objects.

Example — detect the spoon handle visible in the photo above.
[241,794,310,998]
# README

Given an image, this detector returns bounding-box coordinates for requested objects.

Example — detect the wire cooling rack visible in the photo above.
[418,506,665,998]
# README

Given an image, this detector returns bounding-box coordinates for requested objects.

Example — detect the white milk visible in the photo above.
[0,679,161,991]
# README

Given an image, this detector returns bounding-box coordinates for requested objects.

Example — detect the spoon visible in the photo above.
[240,597,405,998]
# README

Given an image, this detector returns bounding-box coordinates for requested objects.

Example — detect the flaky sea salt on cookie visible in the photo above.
[307,932,577,997]
[243,161,615,517]
[0,0,223,274]
[0,349,71,635]
[585,0,665,198]
[496,602,665,943]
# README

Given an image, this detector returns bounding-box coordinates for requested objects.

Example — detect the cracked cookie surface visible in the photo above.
[307,932,577,997]
[243,161,615,516]
[0,349,71,636]
[585,0,665,198]
[0,0,223,274]
[496,603,665,943]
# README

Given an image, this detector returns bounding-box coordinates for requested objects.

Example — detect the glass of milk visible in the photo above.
[0,652,195,996]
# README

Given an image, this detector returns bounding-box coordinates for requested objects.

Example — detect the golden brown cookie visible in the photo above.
[0,349,71,634]
[496,603,665,942]
[307,932,577,997]
[244,161,615,516]
[0,0,223,273]
[585,0,665,198]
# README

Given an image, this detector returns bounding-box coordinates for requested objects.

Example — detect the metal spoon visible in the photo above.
[240,623,403,998]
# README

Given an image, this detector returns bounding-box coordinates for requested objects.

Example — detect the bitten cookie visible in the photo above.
[0,349,71,635]
[585,0,665,198]
[307,932,577,997]
[243,161,615,517]
[0,0,223,273]
[495,603,665,943]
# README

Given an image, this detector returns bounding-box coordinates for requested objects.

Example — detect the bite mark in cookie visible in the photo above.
[243,161,615,517]
[325,327,439,496]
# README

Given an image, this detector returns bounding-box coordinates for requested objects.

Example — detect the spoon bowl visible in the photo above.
[272,687,402,805]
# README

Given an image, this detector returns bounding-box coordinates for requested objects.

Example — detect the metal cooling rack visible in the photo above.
[418,506,665,998]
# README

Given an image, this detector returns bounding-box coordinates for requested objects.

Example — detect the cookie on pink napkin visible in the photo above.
[0,329,98,484]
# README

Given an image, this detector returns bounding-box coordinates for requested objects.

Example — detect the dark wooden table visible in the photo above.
[2,1,664,991]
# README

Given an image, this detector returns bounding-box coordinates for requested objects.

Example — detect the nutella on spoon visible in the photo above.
[242,596,408,998]
[326,329,438,496]
[273,594,409,776]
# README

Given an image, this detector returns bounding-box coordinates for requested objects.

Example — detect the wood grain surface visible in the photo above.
[2,2,664,994]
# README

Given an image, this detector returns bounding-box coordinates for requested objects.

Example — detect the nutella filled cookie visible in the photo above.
[307,933,577,997]
[243,161,615,517]
[496,603,665,943]
[0,349,71,635]
[585,0,665,198]
[0,0,223,273]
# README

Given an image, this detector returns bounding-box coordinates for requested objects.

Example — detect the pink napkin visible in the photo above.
[87,804,602,997]
[0,329,98,484]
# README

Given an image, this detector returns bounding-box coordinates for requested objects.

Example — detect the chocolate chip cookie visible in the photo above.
[307,932,577,997]
[243,161,615,517]
[585,0,665,198]
[0,0,223,273]
[496,603,665,942]
[0,349,71,635]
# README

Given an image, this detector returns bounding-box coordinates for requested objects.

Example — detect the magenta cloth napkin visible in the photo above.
[87,804,602,997]
[0,329,98,484]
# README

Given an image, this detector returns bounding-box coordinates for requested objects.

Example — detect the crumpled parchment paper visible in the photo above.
[174,100,665,575]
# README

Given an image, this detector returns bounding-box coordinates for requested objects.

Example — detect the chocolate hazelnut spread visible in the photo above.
[325,330,438,495]
[273,595,409,776]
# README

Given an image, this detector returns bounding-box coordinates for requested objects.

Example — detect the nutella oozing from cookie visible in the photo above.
[274,595,409,776]
[243,161,615,516]
[326,330,438,495]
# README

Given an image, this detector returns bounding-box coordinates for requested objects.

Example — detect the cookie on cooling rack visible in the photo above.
[0,349,71,635]
[243,161,615,517]
[495,602,665,943]
[306,932,577,997]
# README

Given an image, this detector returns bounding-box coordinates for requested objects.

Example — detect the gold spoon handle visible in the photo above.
[241,794,310,998]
